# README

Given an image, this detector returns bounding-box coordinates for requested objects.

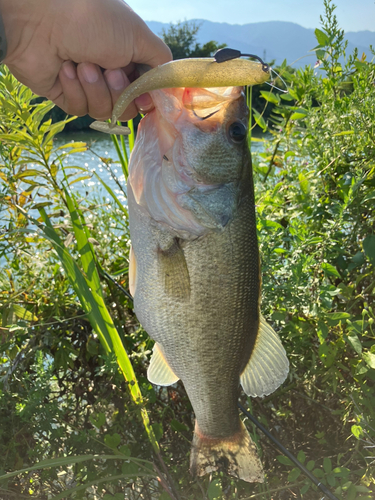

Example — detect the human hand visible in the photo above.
[0,0,172,120]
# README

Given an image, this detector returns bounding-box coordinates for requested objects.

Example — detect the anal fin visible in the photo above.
[240,315,289,398]
[147,343,179,386]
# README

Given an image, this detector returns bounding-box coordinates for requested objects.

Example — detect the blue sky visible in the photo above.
[128,0,375,32]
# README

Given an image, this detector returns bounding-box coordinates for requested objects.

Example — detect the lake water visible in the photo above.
[53,129,130,203]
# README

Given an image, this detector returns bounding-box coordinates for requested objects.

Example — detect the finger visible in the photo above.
[51,61,88,116]
[104,68,139,121]
[135,93,154,114]
[129,14,172,68]
[77,62,114,120]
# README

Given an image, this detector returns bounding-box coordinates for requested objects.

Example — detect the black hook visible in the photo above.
[214,48,270,73]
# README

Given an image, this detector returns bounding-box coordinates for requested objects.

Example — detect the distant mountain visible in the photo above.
[146,20,374,68]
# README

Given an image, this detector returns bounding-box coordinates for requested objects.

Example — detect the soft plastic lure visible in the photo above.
[90,52,270,134]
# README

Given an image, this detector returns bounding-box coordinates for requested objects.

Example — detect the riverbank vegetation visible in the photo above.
[1,1,374,499]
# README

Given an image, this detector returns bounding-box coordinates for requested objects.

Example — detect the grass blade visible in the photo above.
[51,472,155,500]
[92,171,128,216]
[35,206,159,453]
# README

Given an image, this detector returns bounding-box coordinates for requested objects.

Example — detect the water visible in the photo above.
[53,130,129,202]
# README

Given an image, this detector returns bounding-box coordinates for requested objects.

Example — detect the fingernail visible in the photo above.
[82,64,99,84]
[135,93,153,112]
[105,69,126,91]
[62,61,76,80]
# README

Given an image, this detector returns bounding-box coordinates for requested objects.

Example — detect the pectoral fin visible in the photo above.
[129,245,137,297]
[158,238,190,301]
[240,316,289,398]
[147,343,179,386]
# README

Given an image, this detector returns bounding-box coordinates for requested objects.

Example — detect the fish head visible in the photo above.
[150,86,250,185]
[129,86,251,236]
[178,86,249,184]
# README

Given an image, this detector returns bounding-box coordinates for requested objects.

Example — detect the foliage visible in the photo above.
[249,1,375,498]
[1,1,375,499]
[161,21,226,59]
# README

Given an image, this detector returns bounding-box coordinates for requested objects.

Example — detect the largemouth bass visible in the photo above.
[128,85,289,482]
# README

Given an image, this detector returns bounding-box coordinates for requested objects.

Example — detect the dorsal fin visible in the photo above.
[147,343,180,386]
[240,315,289,398]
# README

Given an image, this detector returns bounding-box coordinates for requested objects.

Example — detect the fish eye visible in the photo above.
[228,122,247,143]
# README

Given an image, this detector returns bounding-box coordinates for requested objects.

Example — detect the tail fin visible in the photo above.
[190,420,264,483]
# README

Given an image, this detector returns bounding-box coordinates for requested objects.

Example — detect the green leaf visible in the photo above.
[332,467,350,478]
[280,92,294,101]
[119,445,131,457]
[89,412,106,429]
[11,304,38,322]
[306,236,323,245]
[297,450,306,464]
[104,433,121,450]
[208,479,222,500]
[252,108,267,131]
[277,455,293,466]
[288,468,301,481]
[333,130,354,137]
[363,234,375,264]
[121,461,139,475]
[322,262,341,278]
[260,90,280,105]
[363,351,375,369]
[290,108,308,120]
[313,468,324,478]
[325,312,350,321]
[299,172,309,194]
[261,219,284,231]
[327,474,336,487]
[300,483,310,494]
[347,484,357,500]
[351,425,364,440]
[348,251,365,271]
[315,28,329,46]
[346,333,362,355]
[284,151,296,160]
[306,460,315,471]
[151,422,163,442]
[323,457,332,473]
[170,419,189,433]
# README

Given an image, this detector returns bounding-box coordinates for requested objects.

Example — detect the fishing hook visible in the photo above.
[214,48,288,93]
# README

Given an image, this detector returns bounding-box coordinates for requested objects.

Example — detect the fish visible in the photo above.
[127,85,289,483]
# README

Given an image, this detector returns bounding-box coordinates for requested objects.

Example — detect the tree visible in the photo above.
[161,21,226,59]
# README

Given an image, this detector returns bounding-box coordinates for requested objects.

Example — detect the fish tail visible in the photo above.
[190,420,264,483]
